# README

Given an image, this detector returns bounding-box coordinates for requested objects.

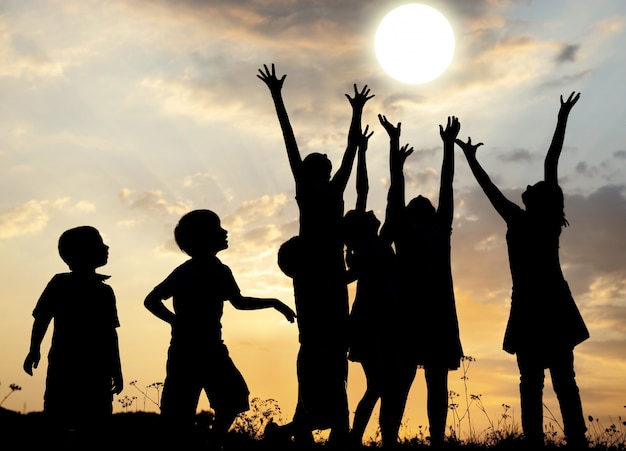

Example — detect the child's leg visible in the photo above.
[160,347,202,446]
[350,357,384,444]
[205,344,250,447]
[549,349,587,447]
[379,359,417,447]
[424,364,449,446]
[516,351,546,446]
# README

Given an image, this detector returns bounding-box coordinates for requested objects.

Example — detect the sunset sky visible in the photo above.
[1,0,625,440]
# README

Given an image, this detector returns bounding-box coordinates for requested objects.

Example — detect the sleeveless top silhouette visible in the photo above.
[394,215,463,370]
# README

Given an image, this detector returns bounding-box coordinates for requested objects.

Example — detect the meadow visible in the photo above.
[2,358,624,450]
[2,385,625,450]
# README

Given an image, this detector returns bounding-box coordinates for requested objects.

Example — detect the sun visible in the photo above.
[375,4,455,84]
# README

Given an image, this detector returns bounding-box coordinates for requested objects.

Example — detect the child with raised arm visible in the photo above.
[457,92,588,448]
[257,63,373,446]
[379,114,464,447]
[144,209,296,449]
[23,226,123,446]
[341,126,404,448]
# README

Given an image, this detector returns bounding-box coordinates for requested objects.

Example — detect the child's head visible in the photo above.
[174,209,228,257]
[522,181,568,227]
[302,152,332,184]
[58,226,109,271]
[278,235,302,279]
[342,209,380,250]
[406,195,436,224]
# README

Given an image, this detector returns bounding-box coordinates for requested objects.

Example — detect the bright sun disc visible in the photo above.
[375,4,455,84]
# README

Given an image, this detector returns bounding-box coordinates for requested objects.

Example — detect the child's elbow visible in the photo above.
[144,291,160,309]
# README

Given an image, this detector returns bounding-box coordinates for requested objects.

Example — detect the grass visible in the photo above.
[2,361,624,450]
[2,404,625,450]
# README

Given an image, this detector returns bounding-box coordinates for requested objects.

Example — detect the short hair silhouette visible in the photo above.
[174,209,222,257]
[302,152,332,181]
[277,236,303,279]
[58,225,107,270]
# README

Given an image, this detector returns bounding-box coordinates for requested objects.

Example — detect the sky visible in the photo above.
[1,0,625,441]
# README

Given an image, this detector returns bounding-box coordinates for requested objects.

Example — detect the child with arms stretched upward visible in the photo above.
[379,114,464,447]
[258,63,373,447]
[457,92,588,448]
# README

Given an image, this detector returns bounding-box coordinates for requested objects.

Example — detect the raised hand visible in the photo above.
[558,91,581,119]
[346,84,374,110]
[257,63,287,94]
[275,301,297,323]
[378,114,401,140]
[439,116,460,143]
[397,143,414,167]
[455,137,484,160]
[359,124,374,151]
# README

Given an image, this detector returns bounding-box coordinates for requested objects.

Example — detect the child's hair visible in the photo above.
[522,181,569,228]
[174,209,222,257]
[342,210,380,249]
[302,152,332,182]
[406,195,436,223]
[278,236,303,278]
[58,226,103,269]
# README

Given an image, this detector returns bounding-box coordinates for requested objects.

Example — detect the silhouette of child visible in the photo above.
[380,114,464,447]
[457,92,588,448]
[341,126,402,447]
[144,209,295,449]
[23,226,123,445]
[258,63,373,447]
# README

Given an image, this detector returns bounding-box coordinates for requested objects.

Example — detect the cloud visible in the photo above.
[153,193,291,261]
[223,193,288,231]
[118,189,191,217]
[454,183,626,303]
[614,150,626,159]
[0,198,71,239]
[575,161,598,178]
[591,16,625,35]
[496,148,534,163]
[72,200,96,212]
[539,70,593,88]
[555,43,580,63]
[0,22,64,79]
[561,185,626,293]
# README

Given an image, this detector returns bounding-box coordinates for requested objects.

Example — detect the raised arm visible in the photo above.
[437,116,460,226]
[544,91,580,186]
[257,64,302,182]
[355,125,374,213]
[332,84,375,192]
[456,137,518,222]
[379,114,413,241]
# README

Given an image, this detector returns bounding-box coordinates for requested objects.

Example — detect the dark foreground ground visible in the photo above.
[2,407,623,450]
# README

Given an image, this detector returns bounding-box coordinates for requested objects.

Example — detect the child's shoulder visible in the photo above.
[47,272,73,284]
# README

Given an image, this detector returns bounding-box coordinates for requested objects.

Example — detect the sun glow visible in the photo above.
[375,4,455,84]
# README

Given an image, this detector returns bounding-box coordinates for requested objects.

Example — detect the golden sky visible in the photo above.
[1,0,625,440]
